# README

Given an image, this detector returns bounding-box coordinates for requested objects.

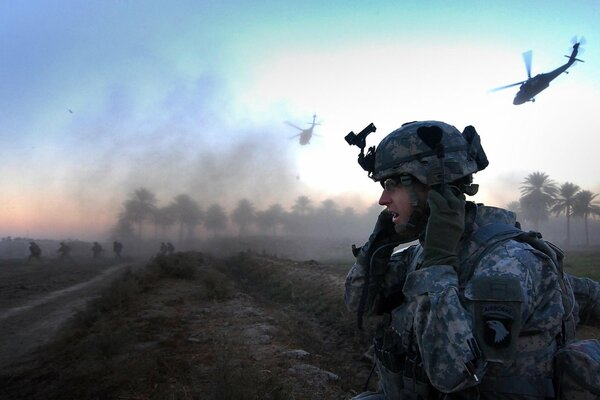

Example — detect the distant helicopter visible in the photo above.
[285,114,320,145]
[491,38,585,105]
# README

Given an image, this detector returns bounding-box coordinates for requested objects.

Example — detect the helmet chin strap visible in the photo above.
[393,176,428,242]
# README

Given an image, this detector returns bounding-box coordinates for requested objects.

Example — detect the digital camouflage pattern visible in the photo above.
[346,203,600,398]
[555,339,600,399]
[371,121,487,184]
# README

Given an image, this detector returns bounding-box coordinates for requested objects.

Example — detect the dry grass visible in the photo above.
[6,249,595,399]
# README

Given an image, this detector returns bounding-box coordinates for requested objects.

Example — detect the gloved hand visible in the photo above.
[354,210,404,323]
[421,185,466,269]
[356,210,402,273]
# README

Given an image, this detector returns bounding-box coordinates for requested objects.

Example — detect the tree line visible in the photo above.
[113,172,600,249]
[111,188,382,246]
[508,171,600,246]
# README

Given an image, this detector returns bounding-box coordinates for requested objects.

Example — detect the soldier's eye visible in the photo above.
[382,178,398,191]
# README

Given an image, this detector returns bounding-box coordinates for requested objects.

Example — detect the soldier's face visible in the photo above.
[378,180,428,225]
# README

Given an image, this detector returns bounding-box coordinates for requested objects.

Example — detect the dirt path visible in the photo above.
[0,260,140,371]
[0,253,370,399]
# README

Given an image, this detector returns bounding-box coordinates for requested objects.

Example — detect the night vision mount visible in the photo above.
[345,123,377,176]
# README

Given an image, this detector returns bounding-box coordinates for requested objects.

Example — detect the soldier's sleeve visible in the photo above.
[567,273,600,328]
[344,260,368,313]
[402,265,485,393]
[344,250,409,314]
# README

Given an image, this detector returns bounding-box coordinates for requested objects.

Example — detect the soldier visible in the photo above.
[159,242,168,255]
[57,241,72,260]
[92,242,103,259]
[28,241,42,263]
[113,241,123,259]
[345,120,600,399]
[166,242,175,256]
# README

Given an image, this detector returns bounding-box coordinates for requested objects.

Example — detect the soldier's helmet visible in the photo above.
[371,120,489,187]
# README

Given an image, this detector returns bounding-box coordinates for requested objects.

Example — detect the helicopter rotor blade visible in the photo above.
[489,81,526,93]
[285,121,304,131]
[522,50,532,79]
[288,133,301,139]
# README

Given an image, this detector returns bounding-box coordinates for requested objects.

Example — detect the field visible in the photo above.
[564,250,600,281]
[0,249,599,399]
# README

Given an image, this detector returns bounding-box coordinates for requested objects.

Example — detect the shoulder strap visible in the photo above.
[460,222,577,343]
[459,222,524,285]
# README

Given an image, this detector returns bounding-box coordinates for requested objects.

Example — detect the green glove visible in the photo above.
[421,185,466,268]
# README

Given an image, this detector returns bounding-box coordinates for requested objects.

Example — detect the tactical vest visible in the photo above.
[373,222,577,399]
[459,222,577,344]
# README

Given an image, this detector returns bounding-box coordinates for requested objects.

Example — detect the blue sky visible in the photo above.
[1,0,599,239]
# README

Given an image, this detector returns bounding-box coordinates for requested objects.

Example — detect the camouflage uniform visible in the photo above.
[92,242,103,258]
[346,204,600,399]
[28,241,42,262]
[344,120,600,399]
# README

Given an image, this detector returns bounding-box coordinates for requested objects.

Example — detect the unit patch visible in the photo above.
[470,276,523,363]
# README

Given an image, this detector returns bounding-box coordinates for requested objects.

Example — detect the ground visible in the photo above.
[1,251,599,399]
[0,253,374,399]
[0,257,140,371]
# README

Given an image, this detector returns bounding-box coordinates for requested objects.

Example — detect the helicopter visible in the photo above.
[491,38,585,105]
[285,114,320,145]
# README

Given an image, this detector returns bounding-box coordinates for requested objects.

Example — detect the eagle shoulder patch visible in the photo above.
[470,276,523,364]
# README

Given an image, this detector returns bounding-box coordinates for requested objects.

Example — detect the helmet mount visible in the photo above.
[345,123,377,174]
[345,120,489,195]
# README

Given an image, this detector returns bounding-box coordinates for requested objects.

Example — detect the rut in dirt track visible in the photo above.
[0,262,136,371]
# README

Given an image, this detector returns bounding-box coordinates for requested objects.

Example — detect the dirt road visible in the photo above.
[0,259,141,371]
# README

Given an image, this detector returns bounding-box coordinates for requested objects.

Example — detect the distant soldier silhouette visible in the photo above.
[159,242,168,256]
[166,242,175,256]
[113,241,123,259]
[28,241,42,263]
[92,242,103,259]
[57,242,72,261]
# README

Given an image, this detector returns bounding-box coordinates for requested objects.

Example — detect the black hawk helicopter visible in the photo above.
[491,38,585,104]
[285,114,320,145]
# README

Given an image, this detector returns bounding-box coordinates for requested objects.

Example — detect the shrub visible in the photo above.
[149,252,204,280]
[199,268,234,301]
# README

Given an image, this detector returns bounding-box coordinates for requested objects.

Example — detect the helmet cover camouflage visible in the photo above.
[372,120,488,185]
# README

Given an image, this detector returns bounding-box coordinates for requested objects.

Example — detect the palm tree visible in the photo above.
[112,213,135,240]
[572,190,600,246]
[292,195,313,215]
[123,187,157,239]
[318,199,340,216]
[153,205,176,239]
[256,204,284,235]
[519,172,558,231]
[231,199,256,235]
[170,194,204,245]
[550,182,580,246]
[204,204,228,236]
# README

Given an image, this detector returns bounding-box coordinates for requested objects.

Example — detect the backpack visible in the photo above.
[555,339,600,399]
[462,222,600,399]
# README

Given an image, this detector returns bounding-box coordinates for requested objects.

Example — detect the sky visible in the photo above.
[1,0,599,240]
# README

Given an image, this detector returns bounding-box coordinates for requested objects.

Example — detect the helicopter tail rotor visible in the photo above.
[571,35,587,47]
[566,35,586,63]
